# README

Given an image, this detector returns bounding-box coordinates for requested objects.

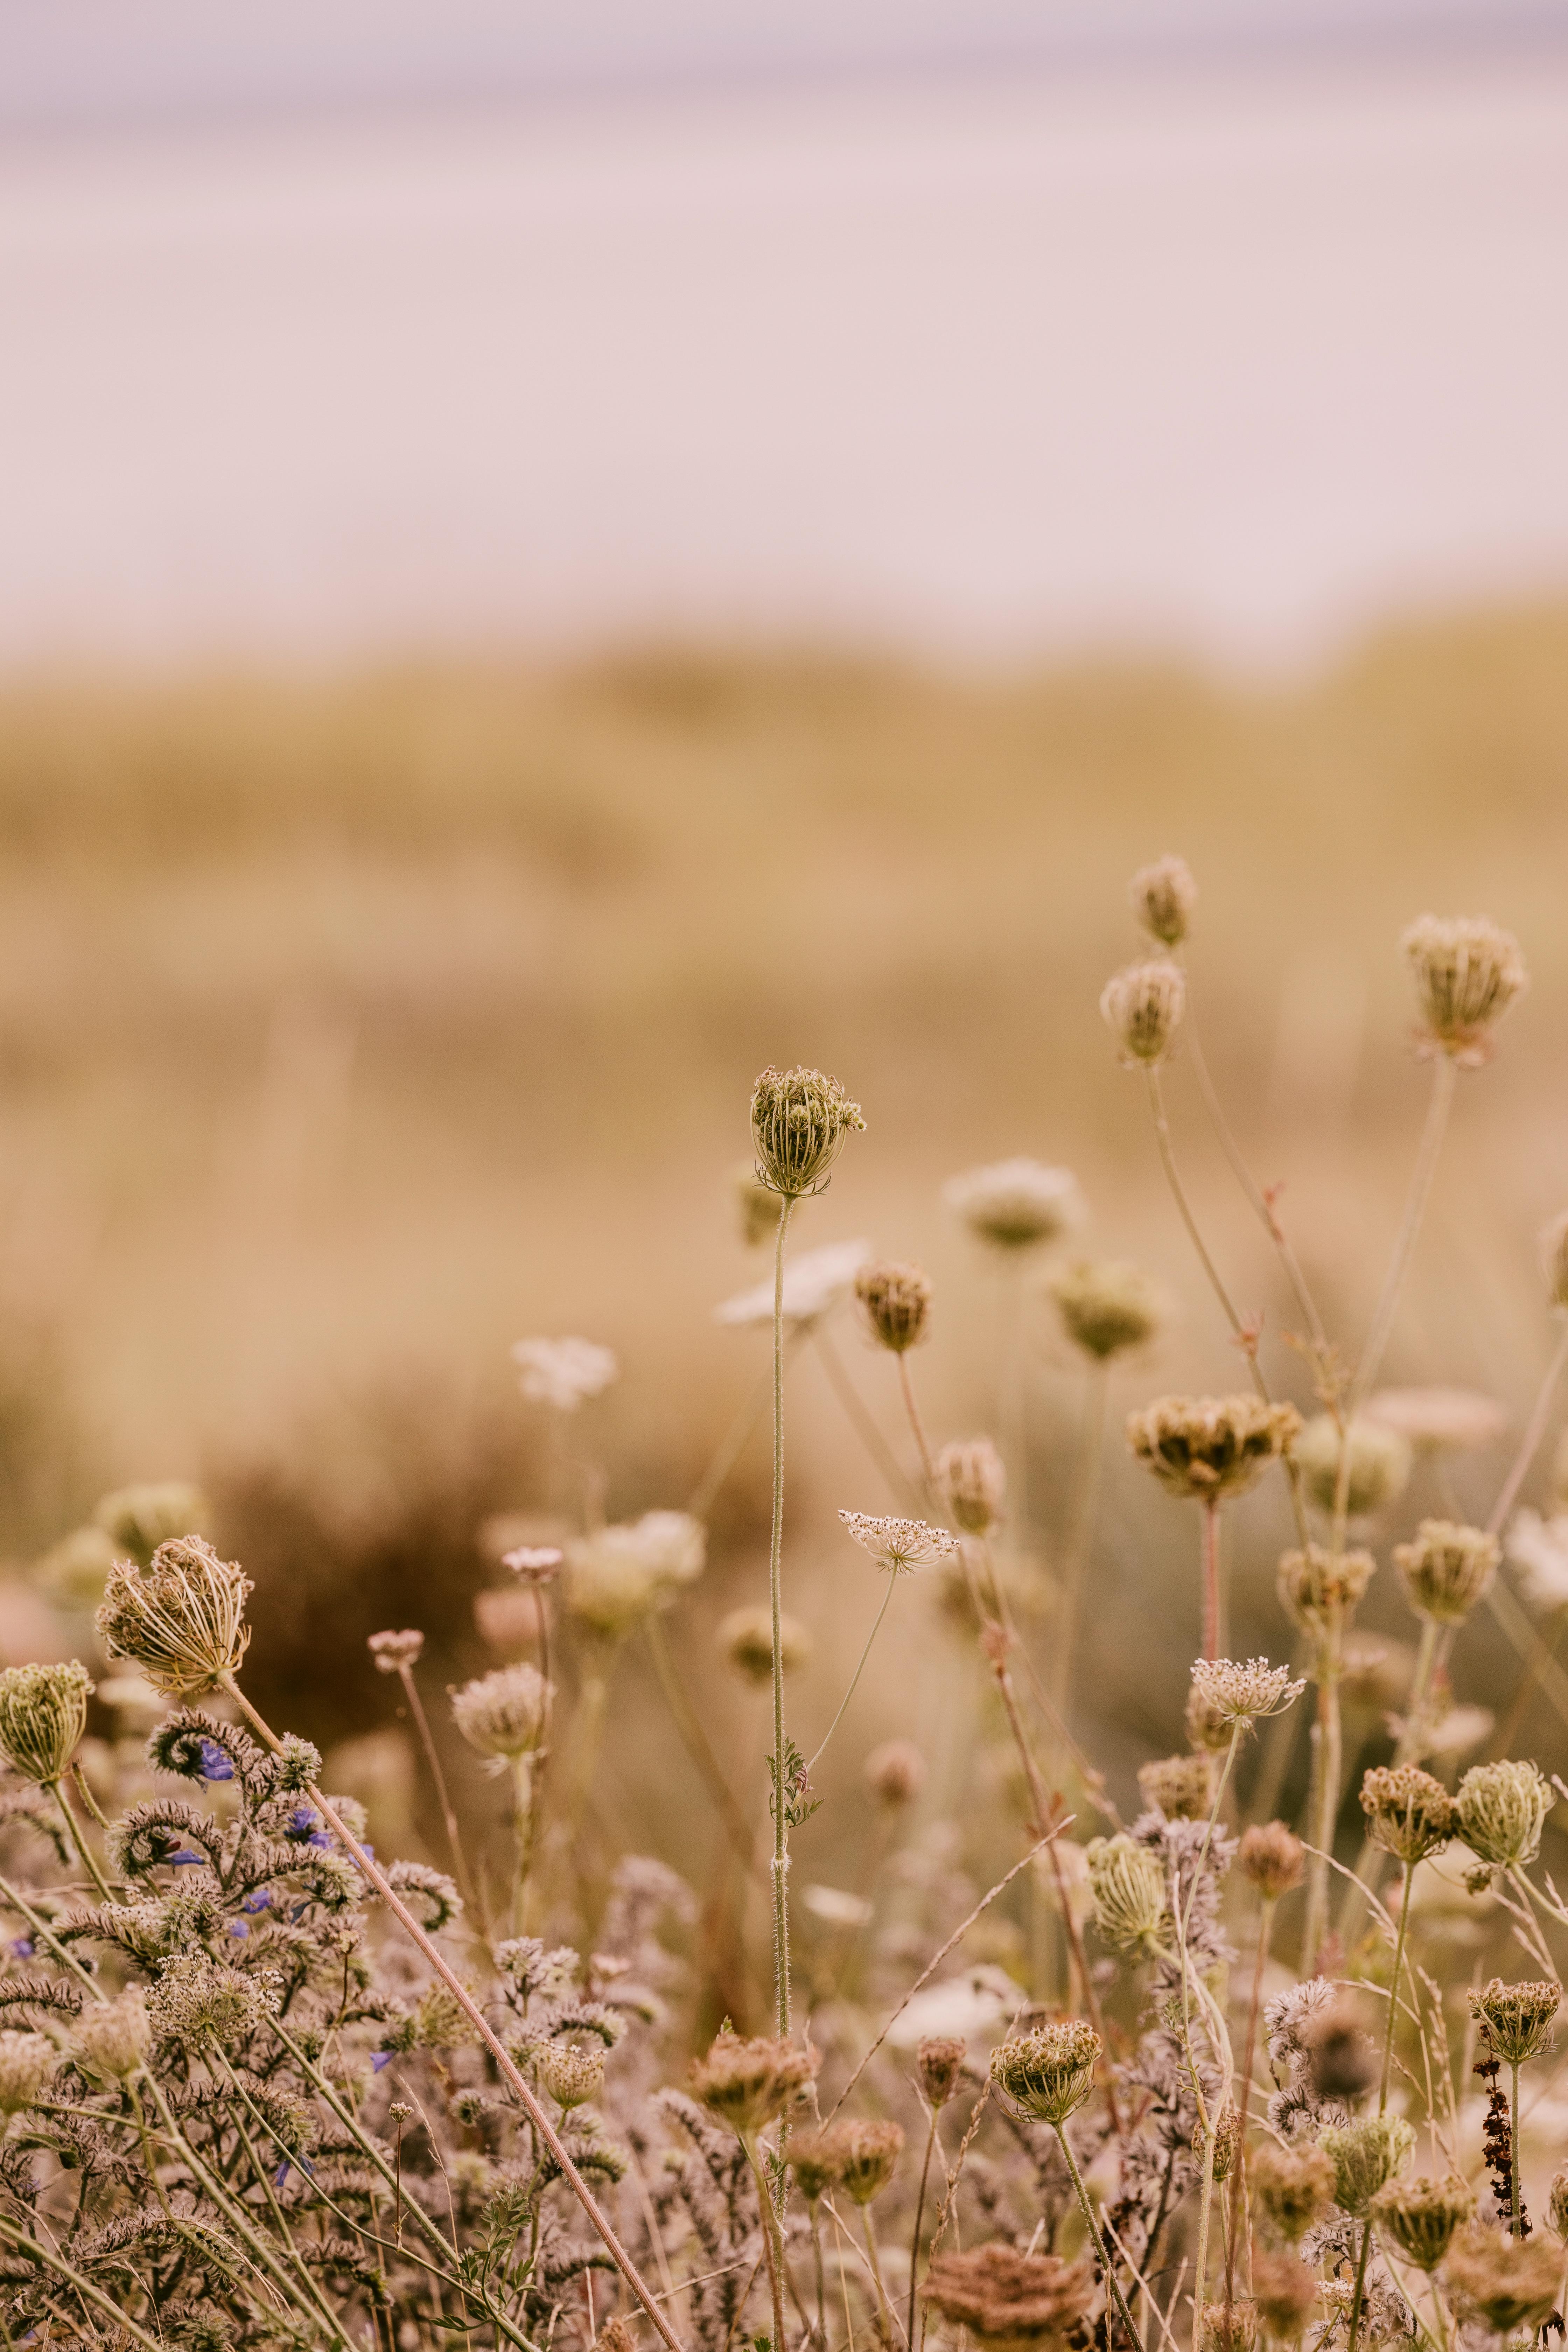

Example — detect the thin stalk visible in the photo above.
[1053,1363,1109,1709]
[396,1658,477,1920]
[908,2111,940,2352]
[1052,2122,1145,2352]
[1511,2059,1522,2238]
[896,1353,938,1494]
[645,1614,758,1873]
[1488,1321,1568,1537]
[813,1322,922,1507]
[744,2137,788,2352]
[687,1341,792,1523]
[769,1191,797,2040]
[47,1776,113,1905]
[509,1754,534,1935]
[0,2212,168,2352]
[1491,1606,1568,1763]
[69,1758,111,1832]
[1300,1634,1343,1976]
[805,1572,899,1777]
[224,2080,348,2344]
[811,2200,827,2350]
[1000,1265,1028,1559]
[1225,1896,1276,2307]
[861,2205,894,2348]
[1378,1867,1415,2114]
[1199,1503,1222,1663]
[1347,1055,1457,1424]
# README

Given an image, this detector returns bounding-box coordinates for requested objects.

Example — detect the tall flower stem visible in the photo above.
[48,1774,114,1905]
[743,2135,789,2352]
[805,1573,899,1777]
[1054,1363,1110,1709]
[394,1656,477,1921]
[1349,1865,1417,2352]
[907,2110,940,2352]
[1510,2058,1523,2237]
[1225,1893,1277,2306]
[768,1191,798,2039]
[1345,1056,1457,1434]
[1300,1636,1342,1974]
[645,1615,757,1873]
[1199,1503,1223,1663]
[1052,2121,1145,2352]
[1487,1321,1568,1538]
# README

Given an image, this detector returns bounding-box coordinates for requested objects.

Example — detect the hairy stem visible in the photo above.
[770,1191,797,2039]
[908,2110,940,2352]
[47,1774,114,1906]
[1054,1362,1109,1709]
[1053,2122,1144,2352]
[1200,1502,1222,1663]
[806,1572,899,1776]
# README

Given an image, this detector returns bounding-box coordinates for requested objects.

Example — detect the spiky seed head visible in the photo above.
[1371,2176,1474,2272]
[855,1261,932,1353]
[1197,2302,1258,2352]
[935,1437,1007,1535]
[449,1665,552,1764]
[941,1159,1084,1252]
[1127,1395,1301,1506]
[839,2118,903,2205]
[1085,1834,1168,1958]
[0,1661,93,1785]
[750,1066,864,1200]
[72,1988,152,2083]
[921,2244,1093,2347]
[1294,1416,1412,1519]
[1129,855,1197,947]
[147,1953,275,2052]
[1137,1752,1217,1820]
[788,2123,854,2202]
[93,1482,209,1569]
[1188,1657,1306,1738]
[525,2037,605,2111]
[689,2032,820,2136]
[95,1537,252,1697]
[1050,1259,1166,1362]
[1359,1764,1455,1865]
[1401,914,1526,1062]
[1444,2227,1562,2334]
[1251,2142,1336,2242]
[1100,958,1186,1067]
[733,1164,781,1248]
[838,1512,960,1575]
[1548,2171,1568,2244]
[1238,1821,1306,1902]
[1321,2115,1415,2219]
[1197,2104,1244,2184]
[1250,2253,1317,2341]
[988,2019,1100,2126]
[717,1605,811,1685]
[1394,1520,1499,1625]
[1468,1976,1560,2066]
[1456,1758,1553,1871]
[1541,1211,1568,1312]
[1277,1546,1377,1642]
[0,2031,55,2115]
[917,2036,967,2109]
[864,1738,925,1807]
[368,1629,424,1674]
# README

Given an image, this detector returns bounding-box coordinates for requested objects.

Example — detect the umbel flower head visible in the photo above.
[1468,1976,1560,2066]
[368,1629,425,1674]
[96,1536,253,1697]
[1294,1416,1412,1519]
[750,1065,864,1199]
[922,2243,1092,2350]
[1050,1259,1165,1362]
[148,1952,275,2052]
[838,2118,903,2205]
[1136,1752,1216,1821]
[689,2032,819,2135]
[1129,854,1197,948]
[511,1336,618,1412]
[988,2019,1100,2126]
[0,2031,56,2116]
[564,1512,707,1639]
[1238,1821,1306,1902]
[1394,1520,1499,1625]
[1456,1758,1553,1871]
[449,1664,552,1764]
[72,1987,152,2084]
[1188,1657,1306,1740]
[1444,2228,1562,2334]
[855,1260,932,1352]
[1127,1395,1301,1506]
[1277,1546,1377,1643]
[942,1159,1084,1252]
[1321,2115,1415,2219]
[1251,2142,1335,2244]
[1359,1764,1456,1865]
[1100,957,1186,1067]
[524,2037,605,2111]
[1085,1833,1168,1957]
[1371,2175,1475,2273]
[935,1438,1007,1536]
[839,1512,960,1574]
[1401,913,1526,1062]
[717,1605,811,1685]
[0,1660,92,1784]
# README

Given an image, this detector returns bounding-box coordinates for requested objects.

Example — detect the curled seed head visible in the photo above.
[1277,1546,1377,1642]
[1548,2171,1568,2244]
[917,2036,966,2109]
[1137,1752,1217,1821]
[1085,1834,1168,1958]
[72,1988,152,2083]
[855,1261,932,1353]
[717,1605,811,1686]
[788,2122,855,2203]
[1456,1758,1553,1871]
[148,1953,275,2053]
[1321,2115,1415,2219]
[1127,1396,1301,1506]
[1468,1976,1560,2066]
[1394,1520,1499,1626]
[1238,1821,1306,1901]
[1444,2227,1562,2334]
[1129,855,1197,947]
[750,1066,864,1199]
[935,1437,1007,1536]
[1050,1259,1166,1362]
[525,2037,605,2111]
[689,2032,819,2135]
[1197,2104,1244,2185]
[1359,1764,1455,1865]
[0,1661,92,1785]
[988,2019,1100,2126]
[839,2117,903,2205]
[1294,1416,1412,1519]
[0,2031,55,2116]
[1251,2142,1336,2242]
[1371,2175,1474,2273]
[95,1537,252,1698]
[1401,913,1526,1062]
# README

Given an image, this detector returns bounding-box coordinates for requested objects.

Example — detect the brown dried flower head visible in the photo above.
[1129,855,1197,947]
[1197,2302,1258,2352]
[1101,957,1186,1067]
[935,1437,1007,1536]
[1188,1656,1305,1739]
[1250,2253,1317,2341]
[1277,1546,1377,1642]
[689,2032,819,2136]
[1394,1520,1499,1625]
[839,1512,960,1575]
[1468,1976,1560,2066]
[1371,2175,1474,2273]
[449,1663,552,1765]
[0,2031,55,2116]
[750,1065,865,1199]
[1402,914,1526,1062]
[1444,2227,1562,2334]
[595,2320,637,2352]
[1294,1416,1412,1519]
[942,1159,1084,1252]
[787,2122,855,2203]
[917,2036,967,2108]
[718,1605,812,1686]
[989,2019,1100,2126]
[1322,2115,1415,2219]
[368,1629,425,1674]
[0,1661,92,1786]
[1127,1395,1301,1506]
[864,1738,925,1807]
[1050,1260,1165,1362]
[1360,1763,1455,1865]
[1239,1820,1306,1902]
[72,1988,152,2084]
[838,2117,903,2204]
[922,2244,1093,2349]
[855,1260,932,1353]
[96,1536,253,1697]
[1251,2142,1336,2242]
[1138,1751,1217,1820]
[1085,1833,1168,1958]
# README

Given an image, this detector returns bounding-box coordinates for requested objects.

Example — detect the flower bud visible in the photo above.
[1456,1758,1552,1871]
[1085,1834,1167,1958]
[1050,1260,1165,1362]
[934,1438,1006,1536]
[1100,958,1186,1067]
[750,1066,864,1200]
[1137,1752,1216,1821]
[1321,2115,1414,2218]
[718,1606,811,1686]
[449,1664,552,1764]
[989,2019,1100,2125]
[864,1739,925,1807]
[855,1261,932,1353]
[1394,1520,1498,1625]
[1238,1821,1305,1902]
[72,1988,152,2083]
[1371,2176,1474,2273]
[839,2118,903,2205]
[1294,1416,1411,1519]
[95,1537,253,1698]
[0,2030,55,2115]
[1129,855,1197,947]
[917,2036,966,2109]
[1277,1546,1376,1642]
[0,1661,92,1785]
[1401,913,1526,1061]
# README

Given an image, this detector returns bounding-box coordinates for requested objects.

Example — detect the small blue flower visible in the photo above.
[227,1920,249,1939]
[167,1850,204,1866]
[9,1937,34,1960]
[286,1806,318,1842]
[196,1738,235,1783]
[308,1830,331,1851]
[372,2051,393,2073]
[274,2159,290,2187]
[289,1903,308,1923]
[241,1889,273,1915]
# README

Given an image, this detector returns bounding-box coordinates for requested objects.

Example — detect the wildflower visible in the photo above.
[1371,2175,1474,2272]
[733,1163,780,1248]
[917,2036,966,2108]
[1401,914,1526,1060]
[1251,2142,1336,2242]
[838,1512,959,1574]
[1188,1657,1305,1739]
[942,1157,1084,1254]
[802,1884,872,1927]
[988,2019,1100,2125]
[1394,1520,1499,1625]
[0,2031,55,2114]
[1366,1387,1506,1453]
[148,1952,274,2052]
[864,1739,925,1806]
[94,1482,208,1567]
[1250,2252,1317,2341]
[750,1065,865,1199]
[1504,1507,1568,1615]
[1126,1395,1301,1505]
[1197,2302,1258,2352]
[838,2117,902,2204]
[525,2038,605,2111]
[688,2031,819,2135]
[449,1665,551,1764]
[1239,1821,1306,1901]
[1444,2227,1561,2333]
[1277,1546,1376,1642]
[1360,1764,1455,1864]
[1050,1259,1165,1362]
[503,1545,564,1586]
[1294,1415,1411,1518]
[1129,854,1197,947]
[717,1605,811,1685]
[716,1238,872,1327]
[922,2244,1092,2347]
[1468,1977,1559,2065]
[72,1988,152,2082]
[368,1629,424,1674]
[1456,1759,1552,1871]
[1137,1752,1216,1821]
[96,1536,252,1696]
[855,1260,932,1352]
[1101,958,1186,1066]
[0,1661,93,1785]
[788,2122,854,2202]
[1085,1834,1167,1957]
[511,1336,618,1412]
[563,1512,706,1638]
[1321,2115,1415,2218]
[935,1438,1007,1536]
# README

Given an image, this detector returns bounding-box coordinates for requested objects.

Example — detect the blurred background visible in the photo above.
[2,0,1568,1925]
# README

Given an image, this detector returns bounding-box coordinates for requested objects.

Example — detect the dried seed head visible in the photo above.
[733,1164,782,1249]
[1137,1752,1217,1821]
[1127,1395,1301,1506]
[917,2036,967,2108]
[148,1952,275,2052]
[1294,1417,1412,1519]
[1277,1546,1377,1642]
[1303,1998,1380,2104]
[1100,957,1186,1067]
[368,1629,424,1674]
[0,2031,55,2115]
[95,1536,253,1697]
[1197,2104,1244,2184]
[922,2244,1093,2347]
[1238,1821,1306,1902]
[988,2019,1100,2125]
[750,1065,865,1199]
[449,1664,552,1763]
[0,1661,92,1785]
[595,2321,637,2352]
[935,1438,1007,1536]
[1444,2227,1562,2334]
[839,2117,903,2205]
[1050,1259,1166,1362]
[1456,1758,1553,1871]
[525,2037,605,2111]
[1394,1519,1499,1625]
[788,2122,855,2203]
[1548,2172,1568,2244]
[1250,2253,1317,2341]
[689,2032,819,2135]
[1402,914,1526,1062]
[1251,2142,1336,2242]
[1129,855,1197,948]
[72,1987,152,2083]
[511,1336,619,1412]
[93,1482,208,1569]
[1085,1834,1168,1958]
[1371,2175,1475,2272]
[1366,1386,1507,1454]
[855,1261,932,1353]
[1188,1657,1306,1738]
[563,1512,707,1639]
[1359,1763,1455,1864]
[864,1738,925,1807]
[839,1512,960,1575]
[1197,2301,1258,2352]
[1321,2115,1415,2218]
[718,1605,811,1685]
[942,1158,1084,1253]
[1468,1976,1560,2066]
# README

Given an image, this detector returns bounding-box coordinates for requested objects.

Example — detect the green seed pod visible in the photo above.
[988,2020,1100,2126]
[1455,1759,1552,1871]
[1085,1834,1168,1959]
[1371,2175,1474,2273]
[1321,2116,1415,2219]
[0,1661,93,1785]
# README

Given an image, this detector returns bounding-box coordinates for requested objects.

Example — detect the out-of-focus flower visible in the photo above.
[511,1337,618,1412]
[864,1738,925,1806]
[563,1511,706,1640]
[1128,855,1197,947]
[942,1160,1084,1252]
[718,1605,811,1684]
[1395,1521,1499,1625]
[800,1884,873,1928]
[1050,1259,1166,1362]
[449,1665,551,1764]
[923,2242,1092,2348]
[1294,1416,1411,1518]
[855,1260,932,1352]
[715,1238,872,1327]
[1365,1388,1506,1453]
[1401,914,1526,1062]
[1505,1507,1568,1615]
[935,1438,1006,1536]
[1128,1396,1300,1505]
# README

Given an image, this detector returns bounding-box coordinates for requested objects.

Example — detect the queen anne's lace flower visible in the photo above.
[1187,1657,1305,1736]
[715,1238,872,1328]
[838,1513,960,1574]
[1505,1507,1568,1615]
[511,1337,618,1412]
[942,1159,1084,1252]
